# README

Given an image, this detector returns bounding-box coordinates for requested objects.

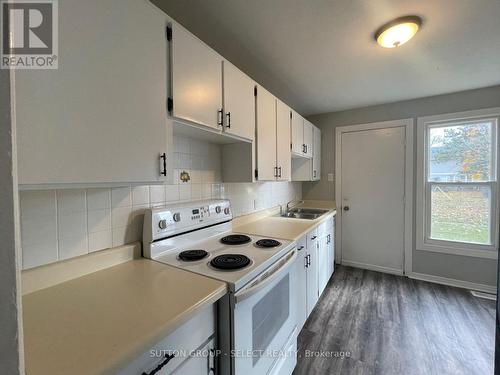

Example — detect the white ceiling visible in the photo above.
[152,0,500,115]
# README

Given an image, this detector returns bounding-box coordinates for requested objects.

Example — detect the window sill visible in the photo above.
[416,243,498,259]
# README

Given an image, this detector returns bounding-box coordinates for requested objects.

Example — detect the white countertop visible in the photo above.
[22,259,227,375]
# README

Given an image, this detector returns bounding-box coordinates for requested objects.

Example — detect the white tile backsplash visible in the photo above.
[19,136,302,269]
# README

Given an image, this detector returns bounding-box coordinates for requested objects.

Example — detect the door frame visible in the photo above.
[335,118,414,275]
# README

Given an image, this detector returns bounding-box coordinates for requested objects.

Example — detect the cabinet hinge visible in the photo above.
[254,169,258,179]
[290,111,292,119]
[167,97,173,113]
[254,86,257,97]
[166,25,172,41]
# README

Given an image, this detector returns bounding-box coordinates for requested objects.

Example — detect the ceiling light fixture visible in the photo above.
[374,15,422,48]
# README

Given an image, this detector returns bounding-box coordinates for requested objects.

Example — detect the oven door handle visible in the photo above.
[234,248,297,304]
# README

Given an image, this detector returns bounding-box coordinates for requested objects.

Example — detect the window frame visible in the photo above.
[416,108,500,259]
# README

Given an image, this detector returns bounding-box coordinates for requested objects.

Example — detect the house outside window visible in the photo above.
[416,108,500,259]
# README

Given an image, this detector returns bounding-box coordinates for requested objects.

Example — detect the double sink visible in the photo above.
[277,207,329,220]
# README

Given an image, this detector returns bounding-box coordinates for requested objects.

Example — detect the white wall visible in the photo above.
[303,84,500,287]
[20,136,302,269]
[1,70,23,374]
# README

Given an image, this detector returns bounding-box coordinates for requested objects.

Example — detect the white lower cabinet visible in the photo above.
[294,238,308,331]
[295,216,336,331]
[118,304,215,375]
[305,229,319,316]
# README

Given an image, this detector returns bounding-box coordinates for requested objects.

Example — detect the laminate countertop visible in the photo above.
[22,259,227,375]
[233,200,336,241]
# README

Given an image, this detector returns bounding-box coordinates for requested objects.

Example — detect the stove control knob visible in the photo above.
[215,206,221,214]
[224,207,230,215]
[158,219,168,229]
[173,212,181,222]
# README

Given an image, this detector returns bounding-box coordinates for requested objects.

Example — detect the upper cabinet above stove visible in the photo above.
[169,23,255,142]
[15,0,173,187]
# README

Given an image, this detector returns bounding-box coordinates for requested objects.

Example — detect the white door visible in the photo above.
[172,23,223,129]
[312,126,321,180]
[222,61,255,141]
[256,86,277,181]
[340,126,406,273]
[291,110,304,155]
[276,100,291,181]
[303,120,314,158]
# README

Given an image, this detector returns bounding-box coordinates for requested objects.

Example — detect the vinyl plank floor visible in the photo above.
[294,266,496,375]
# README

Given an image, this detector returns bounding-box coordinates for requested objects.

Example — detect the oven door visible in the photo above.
[233,248,298,375]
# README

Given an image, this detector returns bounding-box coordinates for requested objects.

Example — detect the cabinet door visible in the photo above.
[16,0,171,185]
[171,338,215,375]
[256,86,277,181]
[291,110,304,155]
[306,242,319,316]
[223,61,255,141]
[318,236,329,296]
[295,238,308,331]
[303,120,314,158]
[276,100,291,181]
[312,126,321,180]
[172,23,223,130]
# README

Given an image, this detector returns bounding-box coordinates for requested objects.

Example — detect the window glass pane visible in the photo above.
[428,121,494,182]
[430,184,491,245]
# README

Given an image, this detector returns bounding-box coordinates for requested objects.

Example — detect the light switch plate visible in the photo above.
[328,173,334,182]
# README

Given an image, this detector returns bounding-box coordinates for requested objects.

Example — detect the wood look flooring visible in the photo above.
[294,266,496,375]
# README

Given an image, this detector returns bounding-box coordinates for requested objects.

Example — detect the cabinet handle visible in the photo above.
[278,166,282,178]
[302,144,306,153]
[298,246,304,251]
[311,235,317,240]
[313,170,316,178]
[305,145,308,154]
[274,166,278,178]
[307,254,311,267]
[142,353,175,375]
[160,153,167,177]
[217,109,223,126]
[304,254,308,268]
[226,112,231,128]
[208,349,216,374]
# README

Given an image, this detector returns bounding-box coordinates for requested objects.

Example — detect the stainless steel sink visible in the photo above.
[277,208,329,220]
[288,208,329,215]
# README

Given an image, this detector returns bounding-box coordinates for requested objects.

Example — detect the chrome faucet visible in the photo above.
[280,200,303,215]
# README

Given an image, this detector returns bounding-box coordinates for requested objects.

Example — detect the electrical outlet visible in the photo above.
[327,173,334,182]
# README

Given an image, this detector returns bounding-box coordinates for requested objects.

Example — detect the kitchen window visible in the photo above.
[416,108,500,259]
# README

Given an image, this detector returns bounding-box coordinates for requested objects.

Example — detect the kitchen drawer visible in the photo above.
[306,228,319,249]
[118,304,215,375]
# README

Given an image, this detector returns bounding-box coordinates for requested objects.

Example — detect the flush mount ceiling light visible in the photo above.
[374,15,422,48]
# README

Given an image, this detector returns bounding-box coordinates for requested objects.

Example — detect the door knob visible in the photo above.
[343,206,350,211]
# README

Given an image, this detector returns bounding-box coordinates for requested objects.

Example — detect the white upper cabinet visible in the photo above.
[290,111,312,159]
[303,120,313,158]
[223,61,255,141]
[312,126,321,180]
[15,0,172,186]
[171,23,223,130]
[276,100,291,181]
[291,110,304,155]
[256,86,277,181]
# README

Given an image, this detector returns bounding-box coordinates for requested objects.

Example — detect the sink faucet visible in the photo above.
[282,200,303,214]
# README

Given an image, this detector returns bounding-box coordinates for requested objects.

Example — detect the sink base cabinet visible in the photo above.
[295,216,336,331]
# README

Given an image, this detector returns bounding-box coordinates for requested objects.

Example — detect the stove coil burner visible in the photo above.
[210,254,251,270]
[255,239,282,248]
[220,234,252,245]
[178,250,208,261]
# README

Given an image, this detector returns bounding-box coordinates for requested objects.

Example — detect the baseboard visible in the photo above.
[408,272,497,294]
[341,260,404,276]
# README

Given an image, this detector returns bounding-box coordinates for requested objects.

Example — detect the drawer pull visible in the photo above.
[142,353,175,375]
[311,236,317,240]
